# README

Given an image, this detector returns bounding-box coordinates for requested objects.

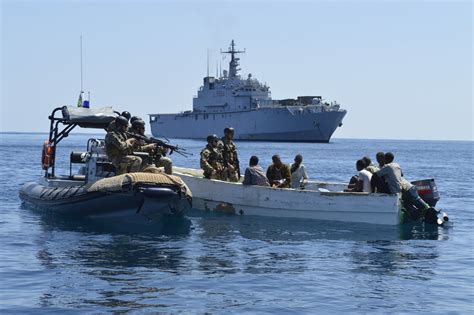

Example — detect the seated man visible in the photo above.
[290,154,308,189]
[371,152,389,193]
[130,119,173,175]
[266,155,291,188]
[243,156,270,187]
[200,134,227,180]
[346,159,372,192]
[376,152,429,218]
[362,156,379,174]
[376,151,385,168]
[105,115,140,175]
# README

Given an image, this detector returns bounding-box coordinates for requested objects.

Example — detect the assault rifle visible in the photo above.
[126,132,192,158]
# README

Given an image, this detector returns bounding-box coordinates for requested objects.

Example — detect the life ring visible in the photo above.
[41,140,54,170]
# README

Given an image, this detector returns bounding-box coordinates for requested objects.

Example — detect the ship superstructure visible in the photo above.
[149,40,346,142]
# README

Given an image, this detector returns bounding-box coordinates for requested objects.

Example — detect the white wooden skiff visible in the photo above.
[174,167,402,225]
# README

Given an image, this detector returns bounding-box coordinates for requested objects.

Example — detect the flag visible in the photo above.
[77,92,83,107]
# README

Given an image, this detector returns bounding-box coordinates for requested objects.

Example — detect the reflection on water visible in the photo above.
[350,240,438,279]
[29,204,192,237]
[31,208,192,311]
[189,209,447,242]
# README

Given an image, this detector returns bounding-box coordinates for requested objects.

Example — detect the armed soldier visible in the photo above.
[128,115,142,132]
[200,134,227,180]
[221,127,240,182]
[105,115,141,175]
[107,111,131,132]
[129,119,173,175]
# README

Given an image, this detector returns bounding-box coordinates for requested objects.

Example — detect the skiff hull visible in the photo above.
[174,167,401,226]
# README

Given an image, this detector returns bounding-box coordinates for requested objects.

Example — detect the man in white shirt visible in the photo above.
[358,160,373,193]
[346,159,372,192]
[290,154,309,189]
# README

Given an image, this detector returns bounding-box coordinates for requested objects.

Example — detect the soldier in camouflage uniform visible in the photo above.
[221,127,240,182]
[130,119,173,175]
[107,111,131,132]
[200,134,227,180]
[105,115,141,175]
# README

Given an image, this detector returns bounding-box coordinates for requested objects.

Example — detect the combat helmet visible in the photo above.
[115,115,129,127]
[130,116,142,124]
[206,134,219,143]
[121,111,131,121]
[132,119,145,129]
[224,127,234,134]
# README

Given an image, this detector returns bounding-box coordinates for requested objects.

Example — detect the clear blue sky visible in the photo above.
[1,0,472,140]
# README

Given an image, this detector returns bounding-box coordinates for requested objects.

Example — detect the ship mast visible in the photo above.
[221,40,245,78]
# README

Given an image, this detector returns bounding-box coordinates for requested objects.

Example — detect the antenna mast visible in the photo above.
[80,35,83,92]
[207,49,209,77]
[220,39,245,78]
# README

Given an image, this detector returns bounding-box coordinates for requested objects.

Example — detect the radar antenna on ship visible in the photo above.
[221,40,245,78]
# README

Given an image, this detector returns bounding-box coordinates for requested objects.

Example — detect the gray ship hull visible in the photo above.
[150,107,346,142]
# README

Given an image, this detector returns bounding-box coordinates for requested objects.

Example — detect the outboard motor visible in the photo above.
[408,179,450,226]
[437,211,450,226]
[411,179,440,207]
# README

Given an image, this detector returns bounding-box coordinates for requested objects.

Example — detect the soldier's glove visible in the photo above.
[126,138,136,145]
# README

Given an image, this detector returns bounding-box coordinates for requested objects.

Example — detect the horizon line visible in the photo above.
[0,131,472,142]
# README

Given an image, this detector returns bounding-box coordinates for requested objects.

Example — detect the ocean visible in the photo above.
[1,133,473,313]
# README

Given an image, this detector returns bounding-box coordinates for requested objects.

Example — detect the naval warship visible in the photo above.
[149,40,347,142]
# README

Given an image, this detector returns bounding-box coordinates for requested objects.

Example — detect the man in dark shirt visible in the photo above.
[376,152,430,219]
[371,151,389,193]
[243,156,270,187]
[266,155,291,188]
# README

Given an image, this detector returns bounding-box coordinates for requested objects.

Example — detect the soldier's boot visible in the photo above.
[164,162,172,175]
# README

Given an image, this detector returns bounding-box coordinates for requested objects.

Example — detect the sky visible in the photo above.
[1,0,472,140]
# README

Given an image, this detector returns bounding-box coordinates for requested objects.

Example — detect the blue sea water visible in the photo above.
[0,133,473,313]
